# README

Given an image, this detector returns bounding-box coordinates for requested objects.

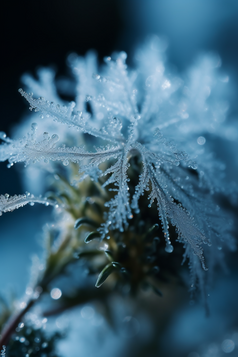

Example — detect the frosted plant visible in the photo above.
[0,37,236,307]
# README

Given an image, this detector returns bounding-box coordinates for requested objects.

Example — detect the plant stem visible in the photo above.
[0,295,39,349]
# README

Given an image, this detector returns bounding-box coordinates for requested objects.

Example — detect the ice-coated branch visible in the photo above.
[0,193,55,216]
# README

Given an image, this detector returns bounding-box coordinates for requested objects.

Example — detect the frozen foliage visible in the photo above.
[0,193,54,216]
[0,37,236,296]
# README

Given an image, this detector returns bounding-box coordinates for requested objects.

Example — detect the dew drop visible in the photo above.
[221,339,235,353]
[165,244,174,253]
[197,136,206,145]
[50,288,62,300]
[93,74,100,80]
[63,160,69,166]
[20,301,27,309]
[0,131,7,139]
[133,114,141,121]
[51,134,59,142]
[104,56,111,63]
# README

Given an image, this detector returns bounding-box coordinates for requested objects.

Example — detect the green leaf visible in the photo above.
[74,217,100,230]
[104,250,114,261]
[95,262,121,288]
[78,250,103,258]
[84,231,101,243]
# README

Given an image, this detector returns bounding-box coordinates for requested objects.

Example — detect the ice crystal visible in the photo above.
[0,37,236,296]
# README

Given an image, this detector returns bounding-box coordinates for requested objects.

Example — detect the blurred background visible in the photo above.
[0,1,238,356]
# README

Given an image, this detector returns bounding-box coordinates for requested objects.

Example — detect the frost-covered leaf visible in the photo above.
[0,38,236,298]
[0,193,55,216]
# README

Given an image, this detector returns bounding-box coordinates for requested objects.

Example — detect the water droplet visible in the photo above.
[51,134,59,142]
[50,288,62,300]
[221,339,235,353]
[165,244,174,253]
[63,160,69,166]
[34,337,41,343]
[104,56,111,63]
[197,136,206,145]
[133,114,141,121]
[18,322,24,329]
[20,301,27,309]
[20,337,25,343]
[0,131,7,139]
[93,74,100,80]
[42,342,48,348]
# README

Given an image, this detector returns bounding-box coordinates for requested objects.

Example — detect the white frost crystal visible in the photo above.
[0,37,236,296]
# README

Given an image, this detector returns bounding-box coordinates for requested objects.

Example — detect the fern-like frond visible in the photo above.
[0,130,122,168]
[18,89,124,144]
[0,193,55,216]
